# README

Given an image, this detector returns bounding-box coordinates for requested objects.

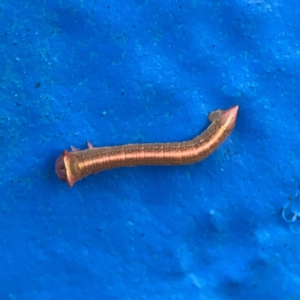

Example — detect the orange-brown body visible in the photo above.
[55,105,239,187]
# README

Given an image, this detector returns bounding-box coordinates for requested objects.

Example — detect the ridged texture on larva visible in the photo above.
[67,119,228,183]
[56,106,238,186]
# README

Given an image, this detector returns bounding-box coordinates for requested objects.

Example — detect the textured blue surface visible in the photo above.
[1,0,300,299]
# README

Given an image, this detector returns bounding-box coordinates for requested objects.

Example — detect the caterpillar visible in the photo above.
[55,105,239,187]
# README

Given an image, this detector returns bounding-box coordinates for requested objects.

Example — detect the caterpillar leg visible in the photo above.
[87,141,94,149]
[71,145,79,152]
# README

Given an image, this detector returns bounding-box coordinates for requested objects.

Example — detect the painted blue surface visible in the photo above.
[1,0,300,299]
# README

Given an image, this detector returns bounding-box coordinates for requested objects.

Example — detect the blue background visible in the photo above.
[1,0,300,299]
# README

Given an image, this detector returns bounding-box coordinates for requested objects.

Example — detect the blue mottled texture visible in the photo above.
[1,0,300,299]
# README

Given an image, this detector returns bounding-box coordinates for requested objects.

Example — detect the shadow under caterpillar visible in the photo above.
[55,105,239,187]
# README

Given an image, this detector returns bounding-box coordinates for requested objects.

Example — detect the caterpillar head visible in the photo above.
[55,150,68,183]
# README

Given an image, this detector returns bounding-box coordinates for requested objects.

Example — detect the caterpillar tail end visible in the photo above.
[55,150,75,188]
[219,105,239,131]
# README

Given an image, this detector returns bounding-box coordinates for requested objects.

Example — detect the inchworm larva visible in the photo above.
[55,105,239,187]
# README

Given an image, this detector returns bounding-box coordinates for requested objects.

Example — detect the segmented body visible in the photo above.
[55,105,239,187]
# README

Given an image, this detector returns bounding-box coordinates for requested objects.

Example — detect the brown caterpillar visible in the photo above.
[55,105,239,187]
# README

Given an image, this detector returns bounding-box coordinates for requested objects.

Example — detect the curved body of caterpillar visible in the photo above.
[55,105,239,187]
